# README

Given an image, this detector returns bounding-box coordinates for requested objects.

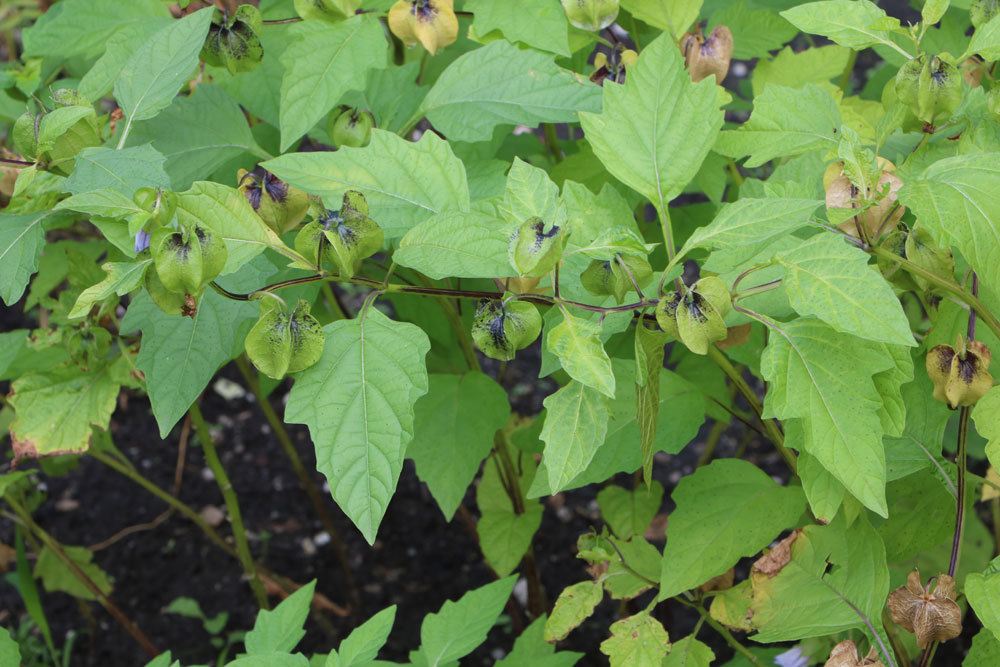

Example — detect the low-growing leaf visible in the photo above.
[540,381,610,493]
[416,576,516,667]
[547,310,615,397]
[395,211,515,280]
[597,481,663,540]
[0,211,47,306]
[327,605,396,667]
[245,580,315,655]
[69,259,152,319]
[599,612,670,667]
[544,580,603,642]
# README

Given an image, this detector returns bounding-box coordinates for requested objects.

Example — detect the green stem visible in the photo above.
[542,124,564,164]
[870,246,1000,341]
[233,356,359,605]
[5,497,159,658]
[948,406,970,578]
[697,419,728,467]
[838,49,858,92]
[189,404,269,609]
[706,345,797,473]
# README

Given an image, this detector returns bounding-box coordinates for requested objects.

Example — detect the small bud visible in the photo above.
[926,340,993,409]
[888,570,962,649]
[144,266,188,316]
[580,255,653,303]
[151,223,228,295]
[328,107,375,148]
[894,54,963,126]
[237,168,309,234]
[134,187,178,228]
[294,191,382,275]
[681,26,734,84]
[509,217,567,278]
[560,0,619,32]
[388,0,458,55]
[471,298,542,361]
[824,158,903,241]
[904,226,954,291]
[971,0,1000,28]
[245,298,324,379]
[294,0,358,21]
[202,6,264,75]
[824,640,884,667]
[675,276,731,355]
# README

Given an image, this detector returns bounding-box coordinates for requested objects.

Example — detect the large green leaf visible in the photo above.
[0,211,47,306]
[69,259,152,319]
[408,372,510,520]
[659,459,806,599]
[621,0,701,38]
[466,0,570,55]
[62,145,170,196]
[599,612,670,667]
[900,155,1000,304]
[967,569,1000,643]
[546,310,616,398]
[973,387,1000,469]
[597,481,664,540]
[715,84,841,168]
[749,515,890,642]
[751,45,852,97]
[544,580,604,642]
[327,606,396,667]
[129,85,267,189]
[395,210,515,280]
[415,577,516,667]
[579,34,722,219]
[496,615,582,667]
[477,504,543,577]
[965,13,1000,61]
[244,581,315,655]
[114,8,214,131]
[22,0,168,60]
[121,290,258,438]
[676,197,821,272]
[710,1,797,60]
[285,308,430,544]
[78,18,172,101]
[278,15,388,151]
[780,0,907,53]
[420,40,602,143]
[9,358,126,459]
[760,318,891,516]
[662,636,714,667]
[264,130,470,240]
[540,381,610,493]
[776,234,915,346]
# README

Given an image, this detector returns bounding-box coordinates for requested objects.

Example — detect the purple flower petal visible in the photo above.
[134,229,151,253]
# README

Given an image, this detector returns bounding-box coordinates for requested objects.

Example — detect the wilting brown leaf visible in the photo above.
[752,531,800,577]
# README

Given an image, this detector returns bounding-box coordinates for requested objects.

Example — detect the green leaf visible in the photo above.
[416,576,516,667]
[395,210,516,280]
[579,34,723,217]
[285,308,430,544]
[596,481,663,540]
[265,130,470,240]
[710,1,797,60]
[544,580,604,642]
[751,45,853,97]
[599,612,670,667]
[34,545,113,601]
[547,310,616,397]
[467,0,570,55]
[22,0,168,60]
[213,23,293,128]
[603,536,661,600]
[749,515,890,642]
[659,459,805,599]
[634,323,668,481]
[501,157,565,227]
[676,197,821,272]
[63,145,170,196]
[56,189,150,222]
[0,627,20,667]
[967,570,1000,642]
[9,359,125,458]
[245,580,315,655]
[0,211,47,306]
[342,62,428,136]
[176,181,289,274]
[408,372,510,520]
[228,655,308,667]
[278,15,388,151]
[716,82,841,167]
[877,469,953,562]
[973,387,1000,469]
[760,319,891,516]
[775,234,915,346]
[69,259,152,319]
[128,85,266,189]
[900,155,1000,304]
[121,290,258,437]
[780,0,907,53]
[420,40,602,143]
[496,615,582,667]
[965,13,1000,61]
[477,503,543,576]
[662,636,715,667]
[327,606,396,667]
[966,628,1000,666]
[115,8,214,129]
[540,381,611,493]
[78,18,173,101]
[621,0,702,38]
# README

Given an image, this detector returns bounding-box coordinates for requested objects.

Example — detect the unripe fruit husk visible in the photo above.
[681,26,733,84]
[151,224,227,296]
[509,217,567,278]
[387,0,458,55]
[245,299,325,379]
[926,340,993,409]
[145,266,187,316]
[471,299,542,361]
[561,0,620,32]
[580,255,653,303]
[294,191,382,275]
[202,6,264,75]
[894,54,963,126]
[134,187,178,228]
[237,168,309,234]
[329,108,375,148]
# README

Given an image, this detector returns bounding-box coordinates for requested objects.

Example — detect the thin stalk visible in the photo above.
[697,419,728,467]
[948,406,970,578]
[5,498,159,658]
[542,124,564,163]
[233,356,358,605]
[838,49,858,92]
[706,345,796,472]
[189,404,269,609]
